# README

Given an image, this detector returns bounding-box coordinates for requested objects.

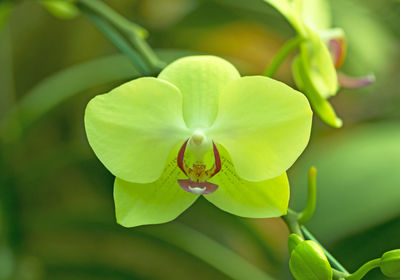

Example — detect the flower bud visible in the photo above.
[288,234,333,280]
[380,249,400,278]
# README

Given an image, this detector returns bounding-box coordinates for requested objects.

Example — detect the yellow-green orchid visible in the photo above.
[264,0,374,128]
[84,56,312,227]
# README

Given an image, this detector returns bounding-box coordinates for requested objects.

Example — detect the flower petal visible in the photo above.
[301,0,331,31]
[263,0,305,34]
[300,28,338,99]
[85,77,189,183]
[114,148,198,227]
[206,145,289,218]
[209,76,312,182]
[158,56,240,129]
[293,56,343,128]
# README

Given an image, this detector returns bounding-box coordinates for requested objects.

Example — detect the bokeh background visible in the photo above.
[0,0,399,279]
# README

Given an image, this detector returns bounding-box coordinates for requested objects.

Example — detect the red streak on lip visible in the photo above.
[209,142,221,178]
[177,179,218,195]
[177,139,189,176]
[329,38,346,69]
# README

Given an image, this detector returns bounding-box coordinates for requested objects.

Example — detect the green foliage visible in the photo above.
[291,123,400,242]
[0,2,13,31]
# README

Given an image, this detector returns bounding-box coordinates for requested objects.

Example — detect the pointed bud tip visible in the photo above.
[309,166,317,176]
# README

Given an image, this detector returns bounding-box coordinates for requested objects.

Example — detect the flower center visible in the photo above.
[177,131,221,195]
[188,129,212,162]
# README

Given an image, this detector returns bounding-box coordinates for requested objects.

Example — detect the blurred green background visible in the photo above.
[0,0,399,279]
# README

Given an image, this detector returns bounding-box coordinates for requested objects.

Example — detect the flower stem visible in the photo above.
[345,258,381,280]
[82,9,150,75]
[297,166,317,225]
[77,0,165,72]
[263,35,303,77]
[283,209,304,238]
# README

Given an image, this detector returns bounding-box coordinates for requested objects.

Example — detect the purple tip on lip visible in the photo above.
[338,72,375,89]
[177,179,218,195]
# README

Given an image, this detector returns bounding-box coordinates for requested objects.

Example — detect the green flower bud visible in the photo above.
[288,234,333,280]
[380,249,400,278]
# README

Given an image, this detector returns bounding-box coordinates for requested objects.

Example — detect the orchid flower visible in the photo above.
[84,56,312,227]
[264,0,374,128]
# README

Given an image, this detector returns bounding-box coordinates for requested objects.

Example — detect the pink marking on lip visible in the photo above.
[338,72,375,89]
[177,179,218,195]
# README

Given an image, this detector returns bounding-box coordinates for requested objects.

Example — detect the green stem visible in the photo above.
[283,209,304,238]
[297,166,317,225]
[81,8,150,75]
[77,0,146,37]
[127,32,166,71]
[345,259,381,280]
[263,36,303,77]
[333,269,348,280]
[301,226,349,274]
[77,0,165,71]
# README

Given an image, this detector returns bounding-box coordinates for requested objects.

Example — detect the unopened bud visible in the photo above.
[380,249,400,278]
[288,234,333,280]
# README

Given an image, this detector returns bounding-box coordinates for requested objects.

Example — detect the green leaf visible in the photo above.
[0,50,195,141]
[158,55,240,129]
[85,77,189,183]
[290,122,400,242]
[206,145,289,218]
[0,54,140,140]
[114,146,197,227]
[210,76,312,181]
[142,223,277,280]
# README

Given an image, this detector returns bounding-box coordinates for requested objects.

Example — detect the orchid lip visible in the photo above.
[338,72,375,89]
[177,139,222,179]
[177,179,218,195]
